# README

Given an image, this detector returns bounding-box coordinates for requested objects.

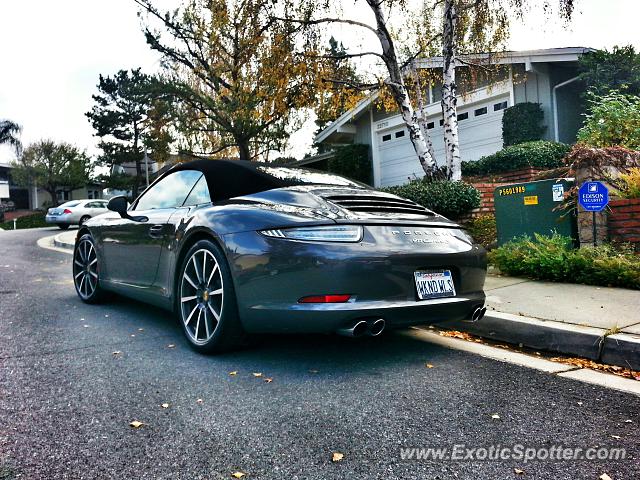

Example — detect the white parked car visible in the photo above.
[45,199,109,229]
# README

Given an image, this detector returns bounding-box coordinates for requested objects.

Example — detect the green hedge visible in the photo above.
[327,144,372,185]
[461,141,571,177]
[488,233,640,289]
[463,214,497,249]
[381,180,480,219]
[0,213,48,230]
[502,102,546,146]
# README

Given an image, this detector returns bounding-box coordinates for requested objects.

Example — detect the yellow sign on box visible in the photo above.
[524,195,539,205]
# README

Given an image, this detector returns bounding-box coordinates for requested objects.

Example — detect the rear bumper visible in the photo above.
[45,214,74,224]
[223,227,487,334]
[240,291,485,333]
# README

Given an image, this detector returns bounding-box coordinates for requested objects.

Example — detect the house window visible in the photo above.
[439,119,444,126]
[88,191,94,199]
[426,122,435,129]
[493,101,508,111]
[382,134,392,142]
[457,112,469,121]
[395,130,405,138]
[474,107,487,116]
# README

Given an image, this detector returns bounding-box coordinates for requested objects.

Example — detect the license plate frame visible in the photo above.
[414,270,456,300]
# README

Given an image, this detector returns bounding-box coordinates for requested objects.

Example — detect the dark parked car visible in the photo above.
[73,160,487,353]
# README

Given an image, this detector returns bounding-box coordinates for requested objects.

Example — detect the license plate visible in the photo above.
[414,270,456,300]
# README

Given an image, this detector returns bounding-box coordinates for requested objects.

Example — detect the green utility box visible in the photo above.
[494,178,577,246]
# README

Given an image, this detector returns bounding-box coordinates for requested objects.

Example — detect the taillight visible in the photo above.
[63,209,72,214]
[298,294,351,303]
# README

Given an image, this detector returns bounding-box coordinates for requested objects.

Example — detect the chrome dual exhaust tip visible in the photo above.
[471,306,487,322]
[337,320,368,338]
[337,318,386,337]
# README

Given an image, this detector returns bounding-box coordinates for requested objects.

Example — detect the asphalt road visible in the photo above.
[1,228,638,480]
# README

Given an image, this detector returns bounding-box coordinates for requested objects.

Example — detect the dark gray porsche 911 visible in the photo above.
[73,159,487,353]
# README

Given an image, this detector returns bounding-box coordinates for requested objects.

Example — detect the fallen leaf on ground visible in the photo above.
[161,403,169,409]
[231,472,246,478]
[332,452,344,462]
[624,419,632,423]
[167,344,175,348]
[549,357,640,380]
[264,378,273,383]
[425,363,434,369]
[229,371,238,376]
[491,414,500,420]
[130,334,135,337]
[599,474,612,480]
[514,468,525,474]
[112,351,121,356]
[309,369,319,374]
[611,435,621,439]
[83,325,89,328]
[197,398,203,404]
[252,372,263,377]
[129,421,144,428]
[138,328,144,332]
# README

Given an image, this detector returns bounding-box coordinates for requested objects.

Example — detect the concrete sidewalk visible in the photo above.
[441,274,640,371]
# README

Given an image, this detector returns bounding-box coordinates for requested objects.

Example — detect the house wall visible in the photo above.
[30,185,103,209]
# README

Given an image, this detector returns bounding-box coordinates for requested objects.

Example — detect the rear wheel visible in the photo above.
[177,239,246,354]
[73,234,105,303]
[58,224,69,230]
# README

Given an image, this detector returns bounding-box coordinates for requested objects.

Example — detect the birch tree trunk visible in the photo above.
[412,68,438,166]
[441,0,462,181]
[365,0,438,179]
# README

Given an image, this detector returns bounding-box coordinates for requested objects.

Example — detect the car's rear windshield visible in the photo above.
[60,201,81,207]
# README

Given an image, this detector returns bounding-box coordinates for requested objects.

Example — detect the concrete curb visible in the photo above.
[439,311,604,360]
[53,232,75,250]
[602,333,640,371]
[439,311,640,370]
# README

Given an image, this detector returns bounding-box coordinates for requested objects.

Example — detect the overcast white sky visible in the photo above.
[1,0,639,165]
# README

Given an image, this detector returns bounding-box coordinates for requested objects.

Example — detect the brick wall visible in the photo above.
[464,168,543,218]
[608,199,640,249]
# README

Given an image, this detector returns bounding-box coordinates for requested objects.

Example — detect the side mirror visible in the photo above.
[107,196,129,216]
[107,196,148,222]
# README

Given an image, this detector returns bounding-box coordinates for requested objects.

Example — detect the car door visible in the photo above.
[153,173,212,295]
[101,170,203,287]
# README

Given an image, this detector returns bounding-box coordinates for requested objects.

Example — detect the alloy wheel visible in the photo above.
[180,248,224,345]
[73,238,98,299]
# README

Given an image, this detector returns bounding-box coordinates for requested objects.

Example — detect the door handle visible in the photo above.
[149,224,164,238]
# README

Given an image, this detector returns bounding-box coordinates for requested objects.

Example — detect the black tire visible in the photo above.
[79,215,90,226]
[58,224,70,230]
[176,239,246,354]
[73,233,106,304]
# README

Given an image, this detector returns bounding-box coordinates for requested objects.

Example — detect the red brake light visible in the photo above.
[63,208,72,214]
[298,294,351,303]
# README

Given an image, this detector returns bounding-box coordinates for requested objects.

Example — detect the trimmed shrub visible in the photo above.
[327,144,372,185]
[502,102,546,146]
[0,213,48,230]
[461,141,571,177]
[488,233,640,289]
[464,214,497,249]
[382,180,480,219]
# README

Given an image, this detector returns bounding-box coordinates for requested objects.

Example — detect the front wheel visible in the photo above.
[177,239,246,354]
[79,215,90,226]
[73,234,105,303]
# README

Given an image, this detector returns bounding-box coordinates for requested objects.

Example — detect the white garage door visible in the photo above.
[378,96,509,187]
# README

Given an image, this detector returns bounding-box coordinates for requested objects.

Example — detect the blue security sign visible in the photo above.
[578,181,609,212]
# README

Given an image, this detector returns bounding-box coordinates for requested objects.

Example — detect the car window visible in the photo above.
[183,175,211,207]
[61,201,81,208]
[134,170,202,211]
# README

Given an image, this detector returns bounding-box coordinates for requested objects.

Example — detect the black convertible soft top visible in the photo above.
[166,159,364,202]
